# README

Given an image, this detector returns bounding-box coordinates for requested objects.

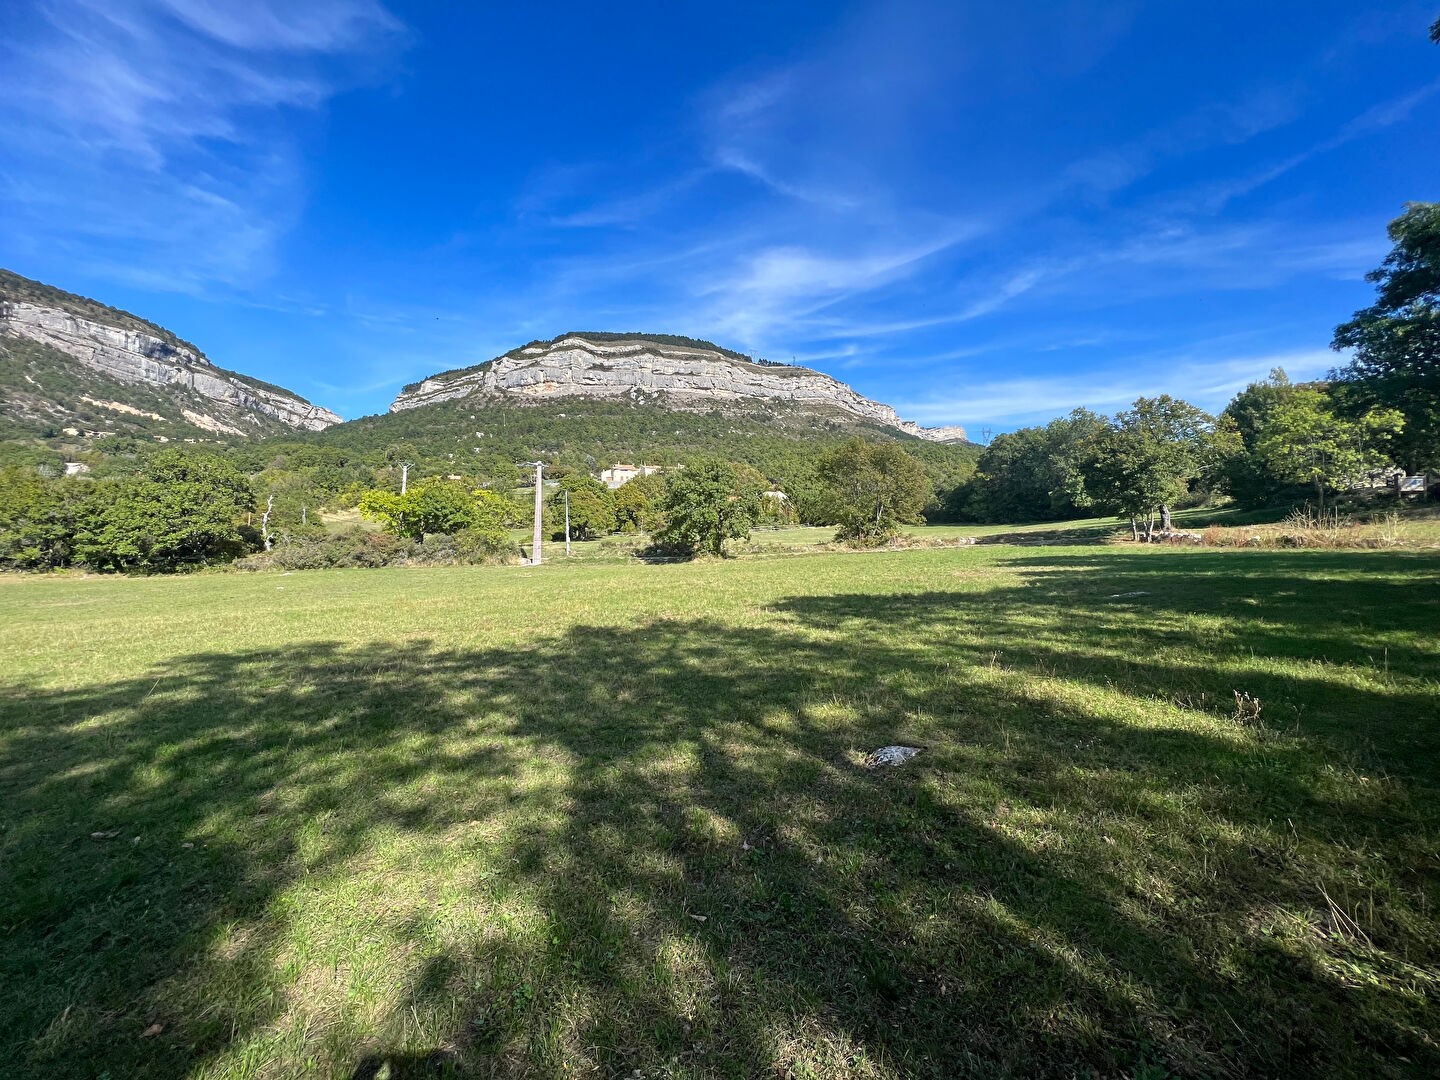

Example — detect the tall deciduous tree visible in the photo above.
[73,450,254,571]
[0,467,78,569]
[1084,396,1237,541]
[613,472,666,532]
[1332,202,1440,470]
[1220,369,1306,507]
[545,474,616,541]
[656,457,762,556]
[359,478,516,539]
[966,409,1109,522]
[1254,389,1403,512]
[816,438,930,544]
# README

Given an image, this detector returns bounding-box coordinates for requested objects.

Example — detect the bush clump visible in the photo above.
[234,527,518,571]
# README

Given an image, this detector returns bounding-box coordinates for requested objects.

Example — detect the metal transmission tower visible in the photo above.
[981,427,992,446]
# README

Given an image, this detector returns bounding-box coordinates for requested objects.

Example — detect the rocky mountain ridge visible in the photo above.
[0,269,340,438]
[391,334,967,443]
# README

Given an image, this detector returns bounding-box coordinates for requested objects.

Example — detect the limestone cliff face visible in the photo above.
[391,335,966,443]
[0,299,341,432]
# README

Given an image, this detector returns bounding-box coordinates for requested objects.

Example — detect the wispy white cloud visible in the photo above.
[1061,85,1305,198]
[153,0,399,51]
[1173,77,1440,214]
[544,170,716,229]
[711,148,864,212]
[690,229,976,345]
[896,349,1338,428]
[0,0,405,290]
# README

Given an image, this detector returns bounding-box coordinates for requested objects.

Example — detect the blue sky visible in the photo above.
[2,1,1437,432]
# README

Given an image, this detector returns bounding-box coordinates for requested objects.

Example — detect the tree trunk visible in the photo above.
[1315,478,1325,516]
[1144,513,1154,543]
[261,495,274,552]
[1130,517,1140,542]
[1160,504,1172,532]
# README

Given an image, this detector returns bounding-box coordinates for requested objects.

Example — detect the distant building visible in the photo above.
[601,464,662,489]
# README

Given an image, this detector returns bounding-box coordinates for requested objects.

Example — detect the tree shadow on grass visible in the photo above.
[797,548,1440,752]
[2,555,1438,1077]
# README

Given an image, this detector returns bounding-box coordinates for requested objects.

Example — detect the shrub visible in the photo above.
[233,527,518,571]
[453,526,516,561]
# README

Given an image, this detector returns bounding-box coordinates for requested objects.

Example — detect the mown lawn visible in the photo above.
[2,546,1438,1078]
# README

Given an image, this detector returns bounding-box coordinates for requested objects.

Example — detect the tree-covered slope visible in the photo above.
[302,395,980,505]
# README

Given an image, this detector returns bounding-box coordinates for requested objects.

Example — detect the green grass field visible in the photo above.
[3,545,1439,1078]
[511,504,1440,562]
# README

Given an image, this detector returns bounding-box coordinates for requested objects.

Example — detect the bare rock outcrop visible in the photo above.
[1,300,340,432]
[391,334,966,443]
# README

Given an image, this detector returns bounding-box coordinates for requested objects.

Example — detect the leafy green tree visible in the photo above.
[1254,388,1404,512]
[774,462,835,525]
[1332,202,1440,470]
[0,467,78,569]
[545,474,616,540]
[357,488,410,535]
[816,438,930,544]
[478,458,522,493]
[1083,397,1237,541]
[966,410,1108,523]
[410,479,485,536]
[359,478,501,539]
[72,449,254,571]
[473,488,525,529]
[1220,369,1305,507]
[613,472,666,532]
[656,457,762,555]
[254,469,326,542]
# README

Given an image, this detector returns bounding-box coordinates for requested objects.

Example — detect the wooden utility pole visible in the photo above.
[531,461,544,565]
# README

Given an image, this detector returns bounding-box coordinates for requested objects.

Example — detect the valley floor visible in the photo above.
[511,505,1440,561]
[2,546,1439,1077]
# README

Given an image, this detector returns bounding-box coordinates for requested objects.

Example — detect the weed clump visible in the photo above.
[1195,508,1413,550]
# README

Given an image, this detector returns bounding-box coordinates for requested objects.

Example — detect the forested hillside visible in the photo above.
[300,396,981,514]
